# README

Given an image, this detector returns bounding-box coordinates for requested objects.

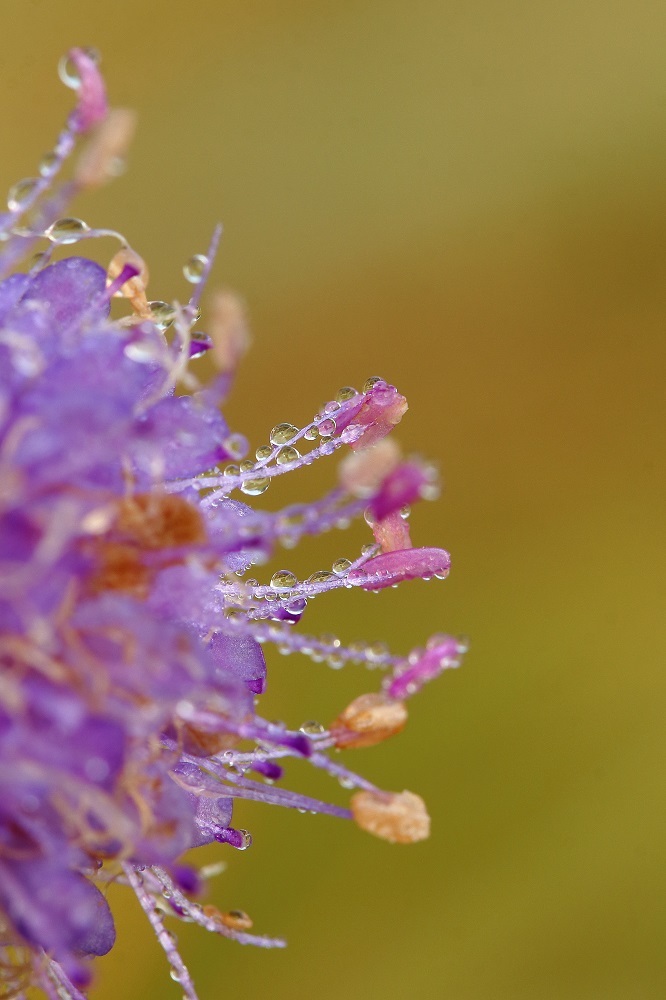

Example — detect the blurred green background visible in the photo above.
[3,1,666,997]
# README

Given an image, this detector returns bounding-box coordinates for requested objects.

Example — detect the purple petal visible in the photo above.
[20,258,109,328]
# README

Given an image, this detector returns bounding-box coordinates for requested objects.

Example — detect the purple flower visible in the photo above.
[0,48,466,1000]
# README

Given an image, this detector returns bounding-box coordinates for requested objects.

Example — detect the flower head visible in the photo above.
[0,48,465,1000]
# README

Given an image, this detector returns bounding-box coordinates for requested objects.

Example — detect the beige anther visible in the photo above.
[350,789,430,844]
[76,108,137,188]
[202,905,253,931]
[338,438,400,497]
[330,692,407,749]
[208,290,251,372]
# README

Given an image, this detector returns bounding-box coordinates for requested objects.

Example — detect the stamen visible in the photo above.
[202,906,253,932]
[123,865,199,1000]
[75,108,137,189]
[67,48,108,133]
[347,546,451,590]
[338,438,401,496]
[330,692,407,749]
[371,509,412,552]
[350,789,430,844]
[385,634,465,700]
[208,290,251,373]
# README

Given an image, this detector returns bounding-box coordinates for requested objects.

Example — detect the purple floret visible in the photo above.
[0,46,464,1000]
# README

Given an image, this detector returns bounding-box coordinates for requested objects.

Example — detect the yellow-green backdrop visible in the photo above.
[2,2,665,998]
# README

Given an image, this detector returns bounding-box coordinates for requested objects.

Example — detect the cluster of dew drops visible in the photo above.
[3,47,210,336]
[2,48,450,693]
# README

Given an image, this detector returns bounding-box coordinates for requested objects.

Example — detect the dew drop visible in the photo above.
[324,401,341,414]
[361,543,376,557]
[255,444,273,461]
[367,641,389,662]
[307,570,336,585]
[239,459,255,473]
[270,570,298,590]
[327,653,344,669]
[276,445,300,465]
[7,178,38,212]
[58,49,99,90]
[224,433,248,459]
[124,342,159,364]
[38,152,58,177]
[270,423,299,446]
[318,417,336,438]
[457,634,471,653]
[335,386,357,402]
[238,829,253,850]
[58,54,81,89]
[240,477,270,496]
[46,217,90,244]
[320,632,341,649]
[223,463,240,477]
[348,641,367,662]
[183,253,209,284]
[224,607,245,623]
[303,425,319,441]
[332,557,352,575]
[299,720,325,736]
[363,376,384,392]
[148,300,176,329]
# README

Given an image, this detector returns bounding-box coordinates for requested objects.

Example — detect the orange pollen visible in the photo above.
[87,542,150,598]
[178,721,239,757]
[115,493,207,549]
[86,493,207,597]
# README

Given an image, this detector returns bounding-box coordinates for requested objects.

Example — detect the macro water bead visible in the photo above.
[0,48,465,1000]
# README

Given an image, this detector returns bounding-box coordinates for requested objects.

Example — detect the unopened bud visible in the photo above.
[351,789,430,844]
[208,290,251,372]
[330,692,407,749]
[338,438,401,497]
[76,108,137,188]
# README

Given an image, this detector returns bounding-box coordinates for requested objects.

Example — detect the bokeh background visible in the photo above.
[3,2,666,997]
